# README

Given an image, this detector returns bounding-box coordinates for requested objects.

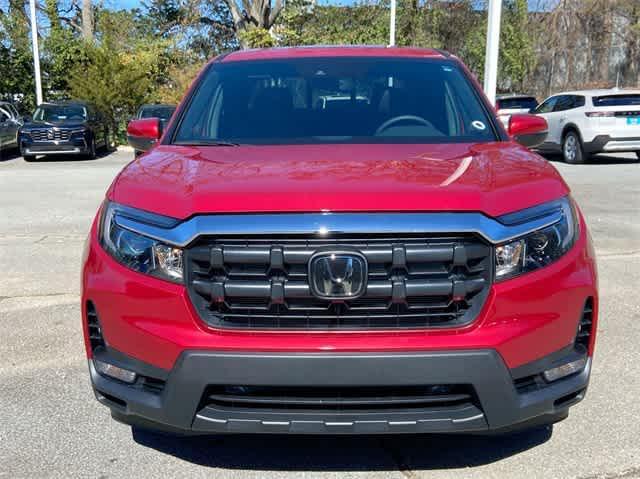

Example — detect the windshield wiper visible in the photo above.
[173,139,241,147]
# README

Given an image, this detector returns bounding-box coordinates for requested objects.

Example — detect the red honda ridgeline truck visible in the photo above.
[82,47,598,435]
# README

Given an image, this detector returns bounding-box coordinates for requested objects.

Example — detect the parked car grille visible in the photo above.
[185,234,492,330]
[201,384,477,412]
[28,129,72,141]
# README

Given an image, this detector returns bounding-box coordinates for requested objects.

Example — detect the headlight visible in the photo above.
[495,197,579,281]
[99,202,183,283]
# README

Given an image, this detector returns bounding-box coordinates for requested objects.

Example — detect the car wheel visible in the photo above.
[562,131,587,164]
[21,149,36,162]
[87,137,97,159]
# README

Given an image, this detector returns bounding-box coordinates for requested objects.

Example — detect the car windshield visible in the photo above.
[140,105,176,120]
[497,97,537,111]
[33,105,87,122]
[173,57,497,145]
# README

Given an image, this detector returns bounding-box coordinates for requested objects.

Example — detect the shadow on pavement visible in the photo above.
[132,426,552,471]
[543,153,639,165]
[0,147,116,163]
[0,147,21,162]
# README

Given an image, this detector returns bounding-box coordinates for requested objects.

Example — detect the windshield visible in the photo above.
[33,104,87,122]
[139,105,176,120]
[173,57,497,145]
[497,97,537,111]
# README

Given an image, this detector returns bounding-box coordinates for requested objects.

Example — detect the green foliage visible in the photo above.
[456,0,536,92]
[396,0,442,48]
[43,0,88,100]
[68,10,168,144]
[0,0,37,111]
[238,27,276,48]
[499,0,536,92]
[275,0,388,46]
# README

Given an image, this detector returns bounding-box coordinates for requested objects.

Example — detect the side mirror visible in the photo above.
[127,118,162,153]
[508,114,548,148]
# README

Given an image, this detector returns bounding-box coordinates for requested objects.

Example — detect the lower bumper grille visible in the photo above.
[202,384,477,412]
[185,234,492,330]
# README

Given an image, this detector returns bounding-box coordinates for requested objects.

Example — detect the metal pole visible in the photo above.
[483,0,502,106]
[389,0,396,47]
[29,0,43,105]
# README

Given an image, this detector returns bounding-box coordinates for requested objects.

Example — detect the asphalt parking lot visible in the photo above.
[1,149,639,479]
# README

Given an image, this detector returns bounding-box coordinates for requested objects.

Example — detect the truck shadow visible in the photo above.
[131,426,552,471]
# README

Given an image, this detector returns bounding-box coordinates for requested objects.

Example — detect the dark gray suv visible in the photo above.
[18,101,109,161]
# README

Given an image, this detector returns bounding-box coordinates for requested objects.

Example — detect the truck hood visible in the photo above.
[110,142,569,219]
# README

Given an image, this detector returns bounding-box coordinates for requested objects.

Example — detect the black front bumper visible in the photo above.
[90,347,590,435]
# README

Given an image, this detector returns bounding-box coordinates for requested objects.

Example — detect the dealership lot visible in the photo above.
[0,149,639,479]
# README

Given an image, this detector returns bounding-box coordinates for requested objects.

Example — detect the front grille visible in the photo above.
[185,234,492,330]
[201,384,477,412]
[28,128,72,141]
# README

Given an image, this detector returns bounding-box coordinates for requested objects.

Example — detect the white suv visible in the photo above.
[533,89,640,163]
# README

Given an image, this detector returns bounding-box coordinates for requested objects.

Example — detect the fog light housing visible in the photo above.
[543,357,587,383]
[94,359,137,384]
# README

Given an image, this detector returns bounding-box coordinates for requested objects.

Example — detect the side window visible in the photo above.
[535,96,557,114]
[553,95,574,112]
[574,96,585,108]
[0,108,10,122]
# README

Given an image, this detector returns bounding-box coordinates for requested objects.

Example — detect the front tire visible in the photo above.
[86,137,97,160]
[562,131,588,164]
[22,151,36,162]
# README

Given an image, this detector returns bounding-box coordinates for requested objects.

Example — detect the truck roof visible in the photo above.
[219,46,450,63]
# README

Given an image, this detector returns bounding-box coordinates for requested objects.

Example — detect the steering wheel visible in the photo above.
[375,115,432,135]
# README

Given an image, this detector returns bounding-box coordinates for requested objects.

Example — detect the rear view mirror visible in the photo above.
[508,114,548,148]
[127,118,162,153]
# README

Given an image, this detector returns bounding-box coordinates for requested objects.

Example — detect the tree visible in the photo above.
[43,0,87,98]
[205,0,284,48]
[192,0,237,55]
[68,9,165,143]
[499,0,536,92]
[82,0,93,41]
[458,0,536,92]
[0,0,37,111]
[274,0,388,47]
